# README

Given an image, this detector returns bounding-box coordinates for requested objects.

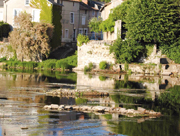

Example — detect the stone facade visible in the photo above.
[76,40,116,70]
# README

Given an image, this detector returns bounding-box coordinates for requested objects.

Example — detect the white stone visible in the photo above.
[50,104,59,109]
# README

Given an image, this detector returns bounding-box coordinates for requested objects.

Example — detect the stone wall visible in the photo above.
[76,40,116,70]
[0,43,14,59]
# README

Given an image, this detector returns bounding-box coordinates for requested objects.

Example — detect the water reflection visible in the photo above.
[0,71,180,135]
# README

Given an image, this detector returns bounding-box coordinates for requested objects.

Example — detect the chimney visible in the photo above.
[82,0,88,5]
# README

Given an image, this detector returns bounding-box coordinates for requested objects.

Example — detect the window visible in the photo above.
[32,9,40,22]
[84,28,88,36]
[13,9,22,26]
[82,16,86,25]
[70,12,74,24]
[85,10,87,14]
[14,9,21,17]
[65,29,69,38]
[79,28,83,35]
[25,0,30,6]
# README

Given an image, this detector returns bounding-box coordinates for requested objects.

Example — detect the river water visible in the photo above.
[0,70,180,136]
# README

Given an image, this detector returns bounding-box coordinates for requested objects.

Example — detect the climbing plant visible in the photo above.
[30,0,62,49]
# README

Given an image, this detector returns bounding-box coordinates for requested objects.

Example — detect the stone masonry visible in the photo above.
[76,40,116,70]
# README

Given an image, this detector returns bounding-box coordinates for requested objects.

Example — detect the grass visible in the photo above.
[0,54,77,71]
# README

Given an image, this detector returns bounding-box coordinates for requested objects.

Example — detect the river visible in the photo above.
[0,70,179,136]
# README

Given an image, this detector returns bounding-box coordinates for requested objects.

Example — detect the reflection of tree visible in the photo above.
[42,71,77,84]
[154,85,180,115]
[114,80,142,89]
[110,94,152,109]
[106,116,180,136]
[75,98,88,105]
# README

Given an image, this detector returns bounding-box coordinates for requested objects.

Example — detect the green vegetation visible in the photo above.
[99,75,107,81]
[0,57,6,62]
[103,0,180,63]
[110,38,144,63]
[84,62,94,72]
[99,61,108,69]
[1,53,77,71]
[30,0,62,48]
[89,17,102,39]
[77,34,90,47]
[75,98,88,105]
[0,21,11,39]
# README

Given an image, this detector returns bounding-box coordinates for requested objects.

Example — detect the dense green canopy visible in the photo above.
[108,0,180,63]
[125,0,180,45]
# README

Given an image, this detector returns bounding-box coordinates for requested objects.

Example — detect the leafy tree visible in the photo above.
[99,0,132,33]
[77,34,89,46]
[89,17,102,39]
[125,0,180,46]
[110,38,144,63]
[30,0,62,49]
[9,12,53,62]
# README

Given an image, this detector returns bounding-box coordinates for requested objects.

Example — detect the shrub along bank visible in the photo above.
[0,54,77,71]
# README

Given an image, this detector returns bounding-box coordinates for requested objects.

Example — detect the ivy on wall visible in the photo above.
[30,0,62,49]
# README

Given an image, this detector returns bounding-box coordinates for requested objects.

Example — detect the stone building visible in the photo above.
[61,0,104,43]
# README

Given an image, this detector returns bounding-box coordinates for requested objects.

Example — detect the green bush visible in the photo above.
[38,59,57,69]
[110,38,144,63]
[99,61,108,69]
[77,34,89,46]
[0,21,11,38]
[0,57,6,62]
[84,62,94,72]
[99,76,107,81]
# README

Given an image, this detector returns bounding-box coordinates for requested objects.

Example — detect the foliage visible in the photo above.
[124,61,129,71]
[30,0,62,48]
[99,76,107,81]
[110,38,144,63]
[99,0,110,3]
[89,17,102,33]
[160,39,180,63]
[146,44,154,57]
[99,18,115,33]
[156,85,180,115]
[0,21,11,39]
[99,0,132,33]
[99,61,108,69]
[0,57,6,62]
[2,54,77,70]
[84,62,94,72]
[75,98,88,105]
[9,12,53,62]
[5,60,38,69]
[56,54,77,69]
[77,34,90,46]
[124,0,180,45]
[51,5,62,49]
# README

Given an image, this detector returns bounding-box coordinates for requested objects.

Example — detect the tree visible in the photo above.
[30,0,62,49]
[110,38,144,63]
[125,0,180,46]
[89,17,102,39]
[9,12,54,62]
